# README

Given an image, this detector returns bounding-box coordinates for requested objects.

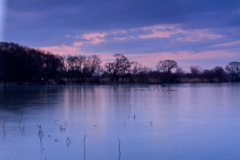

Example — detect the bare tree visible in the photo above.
[190,65,202,78]
[175,67,185,81]
[212,66,226,81]
[137,66,150,83]
[202,69,214,82]
[66,55,90,83]
[87,55,102,76]
[104,54,132,83]
[155,60,178,82]
[225,61,240,81]
[156,60,178,73]
[127,61,143,82]
[131,61,142,75]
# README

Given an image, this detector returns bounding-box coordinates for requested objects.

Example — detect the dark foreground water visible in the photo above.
[0,83,240,160]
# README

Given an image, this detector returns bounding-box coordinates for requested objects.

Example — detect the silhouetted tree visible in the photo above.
[225,61,240,81]
[175,67,185,82]
[88,55,102,76]
[2,42,240,84]
[156,60,178,73]
[104,54,132,83]
[156,60,178,82]
[189,65,202,78]
[212,66,226,81]
[0,42,64,84]
[41,53,64,84]
[202,69,214,82]
[128,61,142,83]
[138,66,150,83]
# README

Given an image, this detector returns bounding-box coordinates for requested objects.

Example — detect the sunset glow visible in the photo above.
[3,0,240,70]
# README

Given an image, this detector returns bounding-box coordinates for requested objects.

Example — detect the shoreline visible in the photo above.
[1,81,238,89]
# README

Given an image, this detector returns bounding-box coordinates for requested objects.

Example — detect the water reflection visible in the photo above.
[0,84,240,159]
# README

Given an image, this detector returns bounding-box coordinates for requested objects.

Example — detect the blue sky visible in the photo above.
[2,0,240,70]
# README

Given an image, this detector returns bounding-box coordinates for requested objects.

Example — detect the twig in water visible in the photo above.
[54,119,59,125]
[59,125,63,131]
[22,123,25,135]
[66,137,71,146]
[2,118,6,135]
[118,138,121,155]
[19,114,23,127]
[59,125,66,131]
[64,121,68,128]
[37,125,42,132]
[83,134,87,153]
[37,125,44,149]
[38,130,44,139]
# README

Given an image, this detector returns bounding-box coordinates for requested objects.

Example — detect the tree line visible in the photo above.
[1,42,240,85]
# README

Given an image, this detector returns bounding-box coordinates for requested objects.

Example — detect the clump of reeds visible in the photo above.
[59,125,66,131]
[59,120,68,131]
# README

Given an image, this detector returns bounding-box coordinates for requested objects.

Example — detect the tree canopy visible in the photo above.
[0,42,239,84]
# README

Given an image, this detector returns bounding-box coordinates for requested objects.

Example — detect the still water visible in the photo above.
[0,83,240,160]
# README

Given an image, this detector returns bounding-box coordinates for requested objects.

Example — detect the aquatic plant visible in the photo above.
[66,137,71,146]
[64,121,68,128]
[83,134,87,153]
[37,125,44,149]
[19,114,23,127]
[59,125,66,131]
[2,118,6,135]
[118,138,121,159]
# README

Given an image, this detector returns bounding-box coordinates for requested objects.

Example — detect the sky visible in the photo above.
[2,0,240,70]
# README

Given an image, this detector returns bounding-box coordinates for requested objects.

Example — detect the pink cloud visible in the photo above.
[176,29,224,42]
[74,32,107,45]
[111,31,127,34]
[141,24,175,30]
[40,43,237,71]
[89,38,105,44]
[211,40,240,47]
[39,45,114,60]
[65,35,71,37]
[40,45,81,55]
[67,24,224,45]
[72,42,84,47]
[139,25,223,41]
[139,31,174,38]
[124,50,237,70]
[81,32,107,40]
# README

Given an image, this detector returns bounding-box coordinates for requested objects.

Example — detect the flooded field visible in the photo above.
[1,83,240,160]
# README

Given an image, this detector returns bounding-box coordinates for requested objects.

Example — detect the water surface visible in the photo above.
[0,83,240,160]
